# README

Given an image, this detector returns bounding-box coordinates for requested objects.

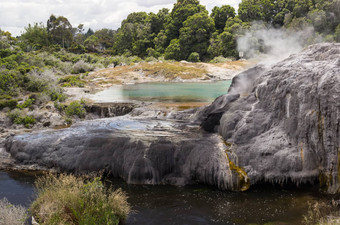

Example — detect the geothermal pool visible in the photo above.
[91,81,232,103]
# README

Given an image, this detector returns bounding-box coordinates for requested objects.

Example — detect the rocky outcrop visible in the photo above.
[4,116,249,191]
[200,43,340,193]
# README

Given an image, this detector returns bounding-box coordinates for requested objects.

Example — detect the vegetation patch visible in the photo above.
[65,101,86,118]
[7,109,36,128]
[0,99,18,110]
[0,198,27,225]
[59,75,85,87]
[30,174,130,225]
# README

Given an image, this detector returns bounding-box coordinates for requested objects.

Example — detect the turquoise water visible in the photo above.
[92,81,231,103]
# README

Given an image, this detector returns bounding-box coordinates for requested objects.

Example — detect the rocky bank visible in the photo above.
[3,43,340,193]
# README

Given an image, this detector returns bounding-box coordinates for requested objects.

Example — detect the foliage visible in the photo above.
[17,98,35,109]
[7,109,36,128]
[211,5,236,32]
[59,75,85,87]
[187,52,200,62]
[0,198,27,225]
[179,12,215,60]
[30,174,130,225]
[20,23,49,51]
[0,99,18,110]
[65,101,86,118]
[209,56,233,63]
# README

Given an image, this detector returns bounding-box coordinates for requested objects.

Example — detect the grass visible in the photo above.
[0,198,27,225]
[30,174,130,225]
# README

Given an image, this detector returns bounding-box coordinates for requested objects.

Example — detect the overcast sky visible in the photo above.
[0,0,242,37]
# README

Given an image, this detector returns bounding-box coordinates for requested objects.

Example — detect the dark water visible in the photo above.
[0,171,329,225]
[92,81,232,103]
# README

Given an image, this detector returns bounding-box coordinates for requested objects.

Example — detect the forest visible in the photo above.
[5,0,340,60]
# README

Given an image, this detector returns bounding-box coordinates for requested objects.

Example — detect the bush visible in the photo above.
[0,198,27,225]
[7,109,36,128]
[59,75,85,87]
[187,52,200,62]
[209,56,233,63]
[65,101,86,118]
[30,174,130,225]
[71,60,93,74]
[17,98,34,109]
[0,99,17,110]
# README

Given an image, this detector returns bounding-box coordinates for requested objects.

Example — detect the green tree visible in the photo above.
[47,14,73,48]
[164,39,181,60]
[211,5,236,32]
[20,23,49,50]
[179,12,215,60]
[238,0,275,23]
[165,0,207,42]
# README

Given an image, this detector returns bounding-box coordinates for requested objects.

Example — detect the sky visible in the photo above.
[0,0,242,37]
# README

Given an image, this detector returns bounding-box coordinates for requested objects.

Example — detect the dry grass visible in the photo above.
[86,60,254,87]
[0,198,27,225]
[86,62,208,86]
[30,174,130,225]
[138,62,207,80]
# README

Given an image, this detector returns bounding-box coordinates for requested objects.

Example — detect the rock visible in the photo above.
[85,103,136,118]
[43,121,51,127]
[200,43,340,193]
[4,116,244,190]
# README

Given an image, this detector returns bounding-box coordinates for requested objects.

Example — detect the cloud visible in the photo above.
[0,0,241,36]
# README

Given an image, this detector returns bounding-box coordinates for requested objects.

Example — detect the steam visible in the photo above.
[237,22,322,65]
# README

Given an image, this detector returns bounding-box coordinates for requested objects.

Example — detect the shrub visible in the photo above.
[65,101,86,118]
[0,99,17,110]
[59,75,85,87]
[0,198,27,225]
[54,101,66,113]
[30,174,130,225]
[209,56,233,63]
[7,109,36,128]
[71,60,93,74]
[187,52,200,62]
[17,98,34,109]
[26,69,58,92]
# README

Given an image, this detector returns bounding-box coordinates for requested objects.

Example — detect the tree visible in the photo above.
[20,23,49,50]
[93,28,116,50]
[238,0,275,23]
[47,14,73,48]
[211,5,236,32]
[165,0,207,42]
[164,39,181,60]
[179,12,215,60]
